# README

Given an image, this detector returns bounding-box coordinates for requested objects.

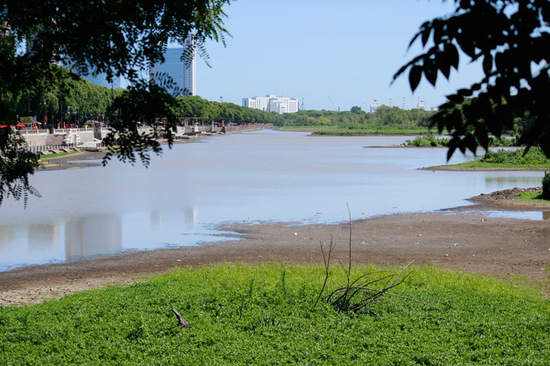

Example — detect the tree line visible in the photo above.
[8,64,537,137]
[2,65,286,127]
[280,106,435,130]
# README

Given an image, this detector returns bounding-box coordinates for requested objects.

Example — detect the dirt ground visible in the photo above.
[2,151,549,306]
[1,190,549,307]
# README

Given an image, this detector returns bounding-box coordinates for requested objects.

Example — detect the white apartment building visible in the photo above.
[242,95,299,114]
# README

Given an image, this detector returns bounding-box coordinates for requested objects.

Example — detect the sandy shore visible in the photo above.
[2,151,548,306]
[1,195,549,306]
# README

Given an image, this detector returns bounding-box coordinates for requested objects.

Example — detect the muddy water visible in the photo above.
[0,130,545,270]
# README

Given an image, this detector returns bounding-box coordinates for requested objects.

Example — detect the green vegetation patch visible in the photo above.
[312,128,429,136]
[454,148,550,169]
[405,135,518,148]
[40,151,79,159]
[1,264,549,365]
[517,191,545,201]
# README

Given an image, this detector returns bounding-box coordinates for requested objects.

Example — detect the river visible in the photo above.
[0,130,545,271]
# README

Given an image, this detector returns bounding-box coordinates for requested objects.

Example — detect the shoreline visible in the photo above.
[4,147,548,307]
[1,196,549,307]
[422,165,549,172]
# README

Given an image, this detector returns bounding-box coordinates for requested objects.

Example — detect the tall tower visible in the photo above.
[182,36,196,96]
[370,100,379,113]
[150,36,196,96]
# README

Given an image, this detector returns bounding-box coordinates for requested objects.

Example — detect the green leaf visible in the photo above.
[424,68,437,86]
[409,65,422,92]
[482,53,493,75]
[421,23,432,47]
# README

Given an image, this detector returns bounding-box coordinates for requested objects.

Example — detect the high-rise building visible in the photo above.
[150,39,196,96]
[242,95,299,114]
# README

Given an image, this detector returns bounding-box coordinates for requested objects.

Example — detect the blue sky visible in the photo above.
[195,0,482,111]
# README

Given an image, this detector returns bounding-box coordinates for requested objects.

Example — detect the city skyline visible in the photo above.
[194,0,482,112]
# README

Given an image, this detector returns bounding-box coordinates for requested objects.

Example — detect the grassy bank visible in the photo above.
[39,151,80,159]
[517,190,548,202]
[1,264,549,364]
[312,128,429,136]
[450,148,550,169]
[404,135,518,148]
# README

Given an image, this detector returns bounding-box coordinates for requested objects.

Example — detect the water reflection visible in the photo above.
[65,216,122,260]
[0,131,546,271]
[485,175,544,188]
[484,210,550,221]
[28,224,61,251]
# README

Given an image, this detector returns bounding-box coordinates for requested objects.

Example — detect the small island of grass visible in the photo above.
[404,134,519,148]
[429,148,550,170]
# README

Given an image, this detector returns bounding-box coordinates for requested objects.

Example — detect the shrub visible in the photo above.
[405,135,448,147]
[480,148,550,165]
[542,172,550,200]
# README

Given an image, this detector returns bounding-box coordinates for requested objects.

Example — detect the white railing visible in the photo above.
[18,129,50,135]
[53,127,95,134]
[27,144,77,153]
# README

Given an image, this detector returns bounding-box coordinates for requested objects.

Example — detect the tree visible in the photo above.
[394,0,550,159]
[350,106,363,114]
[0,0,231,205]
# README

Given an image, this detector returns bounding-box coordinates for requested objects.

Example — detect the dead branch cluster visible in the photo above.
[314,206,441,312]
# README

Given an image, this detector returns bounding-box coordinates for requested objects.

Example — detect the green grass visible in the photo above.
[1,264,549,365]
[40,151,79,159]
[453,148,550,169]
[516,191,547,202]
[405,135,518,148]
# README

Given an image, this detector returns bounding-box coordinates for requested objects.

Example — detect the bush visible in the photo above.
[405,135,448,147]
[481,148,550,165]
[542,172,550,200]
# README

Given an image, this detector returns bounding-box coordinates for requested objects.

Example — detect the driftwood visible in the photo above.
[171,305,191,328]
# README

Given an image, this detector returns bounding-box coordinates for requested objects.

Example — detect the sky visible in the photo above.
[194,0,482,112]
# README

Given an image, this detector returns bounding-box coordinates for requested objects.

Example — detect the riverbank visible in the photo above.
[423,165,549,172]
[37,150,106,170]
[1,192,549,307]
[36,136,202,171]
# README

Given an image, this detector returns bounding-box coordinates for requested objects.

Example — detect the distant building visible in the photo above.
[417,99,426,110]
[242,95,299,114]
[370,100,379,113]
[150,38,196,96]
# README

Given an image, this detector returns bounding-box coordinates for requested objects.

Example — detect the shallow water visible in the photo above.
[0,130,545,270]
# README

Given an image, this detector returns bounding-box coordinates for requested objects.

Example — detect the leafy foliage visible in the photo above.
[1,264,549,364]
[102,80,180,167]
[452,148,550,169]
[282,106,434,129]
[0,0,232,206]
[394,0,550,159]
[405,134,518,148]
[176,95,284,125]
[0,128,40,206]
[480,148,549,165]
